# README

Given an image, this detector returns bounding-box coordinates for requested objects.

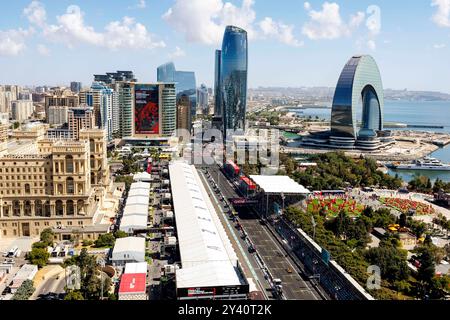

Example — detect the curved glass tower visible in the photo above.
[221,26,248,135]
[331,55,384,144]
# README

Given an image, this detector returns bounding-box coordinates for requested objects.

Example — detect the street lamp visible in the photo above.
[96,256,106,300]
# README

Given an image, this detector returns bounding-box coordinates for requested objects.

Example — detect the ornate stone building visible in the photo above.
[0,128,109,238]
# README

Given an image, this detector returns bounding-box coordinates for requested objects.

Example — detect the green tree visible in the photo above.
[94,233,116,248]
[12,280,35,300]
[364,245,410,282]
[27,246,50,268]
[64,290,85,300]
[417,251,436,284]
[113,230,128,239]
[40,228,55,247]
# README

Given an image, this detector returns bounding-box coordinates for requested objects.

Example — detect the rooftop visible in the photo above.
[169,161,245,289]
[118,273,146,294]
[249,175,311,195]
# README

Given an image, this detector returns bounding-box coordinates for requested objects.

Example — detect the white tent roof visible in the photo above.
[125,196,149,206]
[128,188,150,198]
[250,175,311,194]
[169,161,242,289]
[130,181,151,191]
[119,215,148,233]
[176,261,243,289]
[133,172,152,182]
[124,262,148,274]
[112,237,146,262]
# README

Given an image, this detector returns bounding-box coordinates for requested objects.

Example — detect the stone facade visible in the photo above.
[0,129,109,238]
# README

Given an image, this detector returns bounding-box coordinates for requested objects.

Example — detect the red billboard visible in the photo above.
[135,84,159,134]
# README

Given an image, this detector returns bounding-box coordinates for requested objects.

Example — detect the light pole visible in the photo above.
[311,215,317,240]
[281,193,285,215]
[97,256,106,300]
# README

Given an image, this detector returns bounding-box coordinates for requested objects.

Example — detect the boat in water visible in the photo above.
[389,157,450,171]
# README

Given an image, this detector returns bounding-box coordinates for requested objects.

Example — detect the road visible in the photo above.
[32,272,66,300]
[202,165,325,300]
[197,168,272,299]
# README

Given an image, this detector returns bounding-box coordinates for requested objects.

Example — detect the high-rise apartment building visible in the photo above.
[11,100,34,122]
[0,85,23,114]
[79,82,115,141]
[44,90,78,121]
[197,84,209,115]
[133,83,176,138]
[68,105,95,140]
[94,71,137,85]
[70,82,82,94]
[176,94,191,133]
[48,106,68,125]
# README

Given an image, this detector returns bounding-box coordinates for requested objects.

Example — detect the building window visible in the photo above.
[56,200,63,216]
[25,183,31,195]
[24,201,32,216]
[67,200,74,216]
[66,155,74,173]
[67,178,74,195]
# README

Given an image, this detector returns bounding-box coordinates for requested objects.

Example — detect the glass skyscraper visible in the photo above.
[331,55,384,141]
[221,26,248,136]
[157,62,197,117]
[214,49,222,118]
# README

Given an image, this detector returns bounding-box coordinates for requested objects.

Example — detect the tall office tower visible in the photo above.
[11,100,34,122]
[94,71,137,85]
[197,84,209,115]
[133,83,176,138]
[68,105,95,140]
[213,49,223,129]
[48,106,68,125]
[157,62,197,117]
[70,82,82,93]
[0,128,108,238]
[44,90,79,121]
[177,94,191,133]
[220,26,248,136]
[79,82,114,141]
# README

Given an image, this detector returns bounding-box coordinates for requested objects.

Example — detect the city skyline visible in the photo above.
[0,0,450,93]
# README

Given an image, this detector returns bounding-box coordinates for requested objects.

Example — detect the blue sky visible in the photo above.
[0,0,449,92]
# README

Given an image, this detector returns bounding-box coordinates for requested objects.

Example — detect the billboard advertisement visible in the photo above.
[134,84,159,134]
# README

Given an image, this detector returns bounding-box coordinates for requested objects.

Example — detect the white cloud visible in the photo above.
[129,0,146,9]
[432,0,450,27]
[259,17,303,47]
[304,2,311,10]
[163,0,303,47]
[163,0,256,45]
[302,2,365,40]
[24,1,47,28]
[0,28,32,56]
[367,39,376,50]
[103,17,165,50]
[37,43,50,56]
[168,46,186,59]
[24,2,164,50]
[434,43,447,49]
